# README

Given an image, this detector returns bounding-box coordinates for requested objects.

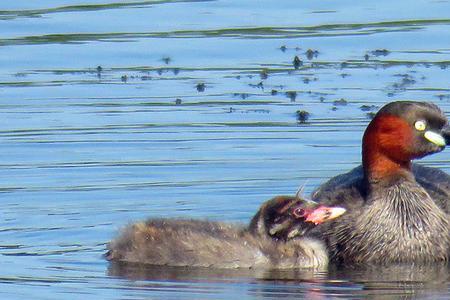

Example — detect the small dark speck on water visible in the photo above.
[121,75,128,83]
[306,49,319,60]
[437,94,450,100]
[366,112,377,119]
[175,98,182,105]
[439,62,448,70]
[333,98,348,106]
[260,69,269,80]
[162,57,171,64]
[280,45,287,52]
[286,91,297,102]
[293,56,302,69]
[296,110,311,123]
[96,65,102,78]
[249,81,264,89]
[360,104,377,111]
[233,93,249,99]
[271,89,278,95]
[364,54,370,61]
[196,83,206,92]
[371,49,390,56]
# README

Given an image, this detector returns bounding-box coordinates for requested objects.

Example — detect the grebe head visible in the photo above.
[249,196,345,241]
[362,101,450,182]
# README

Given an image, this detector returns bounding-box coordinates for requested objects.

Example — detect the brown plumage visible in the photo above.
[312,101,450,264]
[106,196,345,269]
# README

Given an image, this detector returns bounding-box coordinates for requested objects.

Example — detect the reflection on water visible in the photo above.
[1,0,450,299]
[108,262,450,299]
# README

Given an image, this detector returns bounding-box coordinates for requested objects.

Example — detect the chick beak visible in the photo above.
[304,206,346,225]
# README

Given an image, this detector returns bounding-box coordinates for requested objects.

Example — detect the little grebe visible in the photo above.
[312,101,450,264]
[106,195,345,269]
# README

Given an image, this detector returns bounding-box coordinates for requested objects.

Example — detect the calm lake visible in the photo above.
[1,0,450,299]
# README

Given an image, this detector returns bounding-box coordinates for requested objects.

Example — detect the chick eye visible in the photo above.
[293,208,306,218]
[414,120,427,131]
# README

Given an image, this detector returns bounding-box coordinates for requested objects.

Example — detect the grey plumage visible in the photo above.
[106,196,333,269]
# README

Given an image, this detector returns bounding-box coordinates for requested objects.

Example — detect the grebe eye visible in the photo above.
[294,208,306,218]
[414,120,427,131]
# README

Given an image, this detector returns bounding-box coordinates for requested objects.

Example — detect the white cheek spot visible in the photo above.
[424,131,446,147]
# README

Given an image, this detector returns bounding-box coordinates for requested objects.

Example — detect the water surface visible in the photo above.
[1,0,450,299]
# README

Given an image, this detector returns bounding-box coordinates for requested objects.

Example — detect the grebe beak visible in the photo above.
[424,131,446,147]
[304,206,346,225]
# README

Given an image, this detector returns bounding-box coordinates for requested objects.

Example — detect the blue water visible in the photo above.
[1,1,450,299]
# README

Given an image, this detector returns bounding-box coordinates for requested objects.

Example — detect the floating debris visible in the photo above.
[96,66,102,78]
[436,94,450,100]
[387,74,416,96]
[333,98,348,106]
[438,62,448,70]
[371,49,390,57]
[196,83,206,92]
[306,49,319,60]
[247,109,270,114]
[260,69,269,80]
[249,81,264,89]
[286,91,297,102]
[296,110,310,123]
[366,112,376,119]
[360,104,377,111]
[293,56,302,69]
[233,93,250,99]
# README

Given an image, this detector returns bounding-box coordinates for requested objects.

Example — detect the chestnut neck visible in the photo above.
[362,114,414,186]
